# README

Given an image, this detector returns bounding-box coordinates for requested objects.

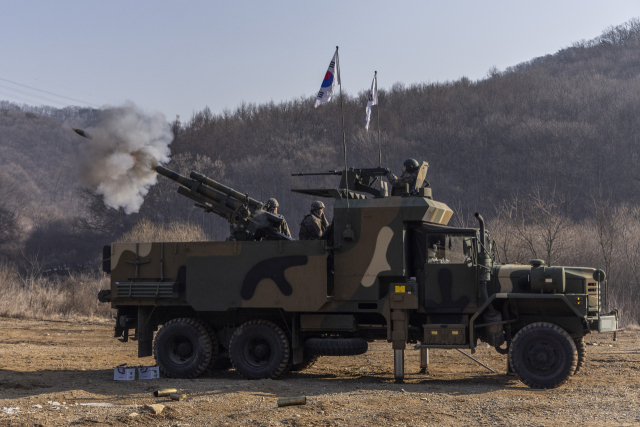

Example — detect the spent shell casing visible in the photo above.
[170,393,187,401]
[153,388,178,397]
[277,397,306,407]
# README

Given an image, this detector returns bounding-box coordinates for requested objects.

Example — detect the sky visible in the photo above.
[0,1,638,122]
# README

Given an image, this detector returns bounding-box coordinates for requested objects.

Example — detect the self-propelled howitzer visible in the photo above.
[100,160,617,389]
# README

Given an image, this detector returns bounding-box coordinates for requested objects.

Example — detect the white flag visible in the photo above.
[314,49,340,108]
[365,71,378,130]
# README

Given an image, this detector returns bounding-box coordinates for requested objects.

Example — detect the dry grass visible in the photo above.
[0,261,113,320]
[0,220,206,321]
[117,219,206,242]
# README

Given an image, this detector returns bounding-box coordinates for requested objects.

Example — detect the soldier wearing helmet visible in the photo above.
[385,158,428,196]
[299,200,329,240]
[265,198,291,238]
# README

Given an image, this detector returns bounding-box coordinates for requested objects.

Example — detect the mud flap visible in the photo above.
[292,314,303,365]
[137,306,154,357]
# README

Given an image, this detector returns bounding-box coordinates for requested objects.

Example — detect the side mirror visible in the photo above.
[463,237,476,267]
[463,237,473,257]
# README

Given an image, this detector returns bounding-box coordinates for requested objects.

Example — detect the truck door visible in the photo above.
[423,234,478,314]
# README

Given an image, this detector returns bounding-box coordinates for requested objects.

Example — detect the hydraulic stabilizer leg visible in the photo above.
[394,349,405,383]
[419,348,429,374]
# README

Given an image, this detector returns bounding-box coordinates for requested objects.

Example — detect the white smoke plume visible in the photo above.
[76,101,173,214]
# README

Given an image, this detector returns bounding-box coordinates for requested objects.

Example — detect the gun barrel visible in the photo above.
[291,171,342,176]
[156,165,242,209]
[155,165,194,188]
[155,165,300,240]
[190,172,264,209]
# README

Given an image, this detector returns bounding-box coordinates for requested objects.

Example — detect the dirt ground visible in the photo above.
[0,318,636,426]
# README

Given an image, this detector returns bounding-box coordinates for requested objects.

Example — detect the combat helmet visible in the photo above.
[403,158,420,173]
[311,201,325,211]
[265,198,279,212]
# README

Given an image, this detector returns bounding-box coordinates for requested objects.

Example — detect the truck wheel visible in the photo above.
[153,318,213,378]
[509,322,577,389]
[290,355,320,372]
[304,337,368,356]
[573,337,586,375]
[229,320,290,380]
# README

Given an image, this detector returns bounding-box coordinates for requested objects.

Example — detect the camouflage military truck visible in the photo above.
[98,162,618,389]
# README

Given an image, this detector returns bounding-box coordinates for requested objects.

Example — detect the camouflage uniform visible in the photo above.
[299,212,329,240]
[275,214,291,238]
[386,170,420,196]
[265,198,291,238]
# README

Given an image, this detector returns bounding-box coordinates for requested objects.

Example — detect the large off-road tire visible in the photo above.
[229,320,290,380]
[290,354,320,372]
[509,322,577,389]
[573,336,586,375]
[153,318,213,378]
[304,337,368,356]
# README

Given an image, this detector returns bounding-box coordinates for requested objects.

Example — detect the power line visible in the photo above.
[0,76,100,107]
[0,83,71,107]
[0,90,53,106]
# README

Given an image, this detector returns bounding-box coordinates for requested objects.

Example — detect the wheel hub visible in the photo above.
[526,342,558,372]
[253,343,268,358]
[535,352,548,363]
[244,337,272,367]
[176,341,193,358]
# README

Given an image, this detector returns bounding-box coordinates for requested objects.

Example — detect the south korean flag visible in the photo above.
[314,49,340,108]
[365,71,378,130]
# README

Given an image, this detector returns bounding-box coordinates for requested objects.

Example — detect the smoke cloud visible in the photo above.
[76,101,173,214]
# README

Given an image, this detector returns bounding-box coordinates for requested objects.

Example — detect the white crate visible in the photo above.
[114,365,135,381]
[138,365,160,380]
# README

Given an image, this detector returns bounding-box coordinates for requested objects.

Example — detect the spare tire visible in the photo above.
[304,337,368,356]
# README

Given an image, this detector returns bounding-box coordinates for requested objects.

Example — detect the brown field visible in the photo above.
[0,318,637,426]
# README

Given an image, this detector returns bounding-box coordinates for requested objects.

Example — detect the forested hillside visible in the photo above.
[2,19,640,321]
[171,18,640,223]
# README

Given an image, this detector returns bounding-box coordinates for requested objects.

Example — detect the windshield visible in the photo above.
[426,234,473,264]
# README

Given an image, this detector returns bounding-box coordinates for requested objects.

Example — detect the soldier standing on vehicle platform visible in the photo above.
[299,201,329,240]
[386,158,428,196]
[265,198,291,238]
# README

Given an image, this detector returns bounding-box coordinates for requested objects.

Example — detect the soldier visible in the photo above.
[265,198,291,238]
[385,158,428,196]
[299,201,329,240]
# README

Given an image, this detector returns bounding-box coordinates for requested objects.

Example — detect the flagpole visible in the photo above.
[337,46,349,211]
[376,71,381,167]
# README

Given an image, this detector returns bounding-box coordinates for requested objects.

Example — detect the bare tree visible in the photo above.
[526,189,574,266]
[0,170,33,249]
